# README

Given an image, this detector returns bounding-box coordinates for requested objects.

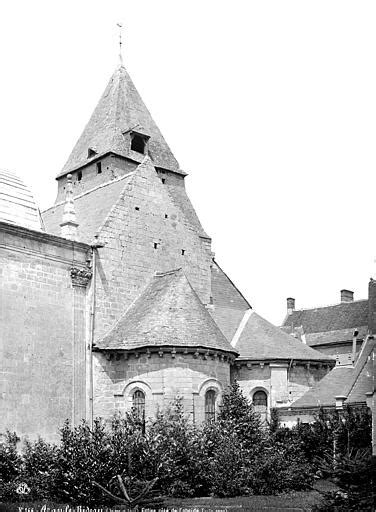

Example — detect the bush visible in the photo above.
[313,450,376,511]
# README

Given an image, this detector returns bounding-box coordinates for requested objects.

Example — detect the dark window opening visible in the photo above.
[161,178,166,184]
[77,171,82,181]
[88,148,97,158]
[135,206,140,211]
[181,249,185,255]
[205,390,216,422]
[131,134,146,154]
[132,390,145,419]
[164,214,168,219]
[253,390,267,407]
[96,162,102,174]
[154,242,158,249]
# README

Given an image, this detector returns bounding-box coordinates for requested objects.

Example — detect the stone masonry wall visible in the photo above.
[0,223,90,441]
[93,351,231,423]
[56,155,138,203]
[233,363,330,409]
[93,159,212,340]
[288,365,329,403]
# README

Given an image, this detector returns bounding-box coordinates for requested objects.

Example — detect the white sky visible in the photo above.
[1,1,376,325]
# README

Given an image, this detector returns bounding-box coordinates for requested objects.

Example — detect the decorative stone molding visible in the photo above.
[70,267,92,287]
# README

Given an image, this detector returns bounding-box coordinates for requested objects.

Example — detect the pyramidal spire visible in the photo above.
[60,174,79,239]
[57,65,180,178]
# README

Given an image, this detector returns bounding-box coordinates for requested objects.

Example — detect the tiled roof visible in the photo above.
[234,311,335,362]
[58,66,179,177]
[302,327,368,347]
[0,170,43,231]
[209,261,251,341]
[42,173,134,244]
[290,337,376,408]
[282,300,368,346]
[96,268,237,354]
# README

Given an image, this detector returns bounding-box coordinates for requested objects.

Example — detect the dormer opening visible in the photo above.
[87,147,97,158]
[131,133,147,154]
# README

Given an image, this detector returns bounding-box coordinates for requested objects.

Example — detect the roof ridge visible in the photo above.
[42,171,136,213]
[292,299,368,313]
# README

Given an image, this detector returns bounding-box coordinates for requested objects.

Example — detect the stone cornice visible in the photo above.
[0,221,90,251]
[93,345,237,362]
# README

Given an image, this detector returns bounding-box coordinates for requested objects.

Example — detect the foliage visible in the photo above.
[0,387,372,504]
[271,405,372,465]
[312,450,376,511]
[0,432,22,502]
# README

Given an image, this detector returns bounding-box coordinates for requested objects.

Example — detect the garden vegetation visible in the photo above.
[0,382,373,510]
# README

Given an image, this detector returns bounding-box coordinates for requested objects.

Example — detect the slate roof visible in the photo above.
[42,173,134,244]
[282,300,368,346]
[209,261,251,341]
[96,268,237,354]
[0,170,43,231]
[234,311,335,362]
[290,337,376,408]
[58,65,180,177]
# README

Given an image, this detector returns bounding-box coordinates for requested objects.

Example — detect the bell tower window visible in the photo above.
[131,133,147,154]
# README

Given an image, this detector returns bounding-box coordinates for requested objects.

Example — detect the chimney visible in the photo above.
[286,297,295,315]
[60,174,79,240]
[340,289,354,303]
[368,278,376,335]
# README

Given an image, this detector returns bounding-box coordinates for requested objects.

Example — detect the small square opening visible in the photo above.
[131,134,146,154]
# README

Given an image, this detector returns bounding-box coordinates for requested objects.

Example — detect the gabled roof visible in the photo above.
[282,300,368,346]
[234,311,335,362]
[290,336,376,408]
[58,66,179,177]
[42,173,134,244]
[0,170,43,231]
[96,268,237,354]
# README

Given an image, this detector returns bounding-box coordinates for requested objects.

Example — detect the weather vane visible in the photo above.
[117,23,123,65]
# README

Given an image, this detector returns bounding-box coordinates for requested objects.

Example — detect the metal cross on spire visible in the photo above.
[117,23,123,65]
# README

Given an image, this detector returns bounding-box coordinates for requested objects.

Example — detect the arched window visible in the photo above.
[205,389,216,421]
[253,390,267,407]
[132,390,145,419]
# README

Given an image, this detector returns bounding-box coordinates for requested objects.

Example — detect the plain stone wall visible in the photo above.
[0,224,90,441]
[93,351,231,423]
[234,363,331,410]
[93,160,212,340]
[288,365,329,402]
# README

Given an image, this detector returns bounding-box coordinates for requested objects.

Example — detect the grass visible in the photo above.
[0,483,336,512]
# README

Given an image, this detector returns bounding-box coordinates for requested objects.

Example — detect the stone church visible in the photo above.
[1,63,338,441]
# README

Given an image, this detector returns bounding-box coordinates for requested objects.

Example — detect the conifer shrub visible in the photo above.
[0,431,21,501]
